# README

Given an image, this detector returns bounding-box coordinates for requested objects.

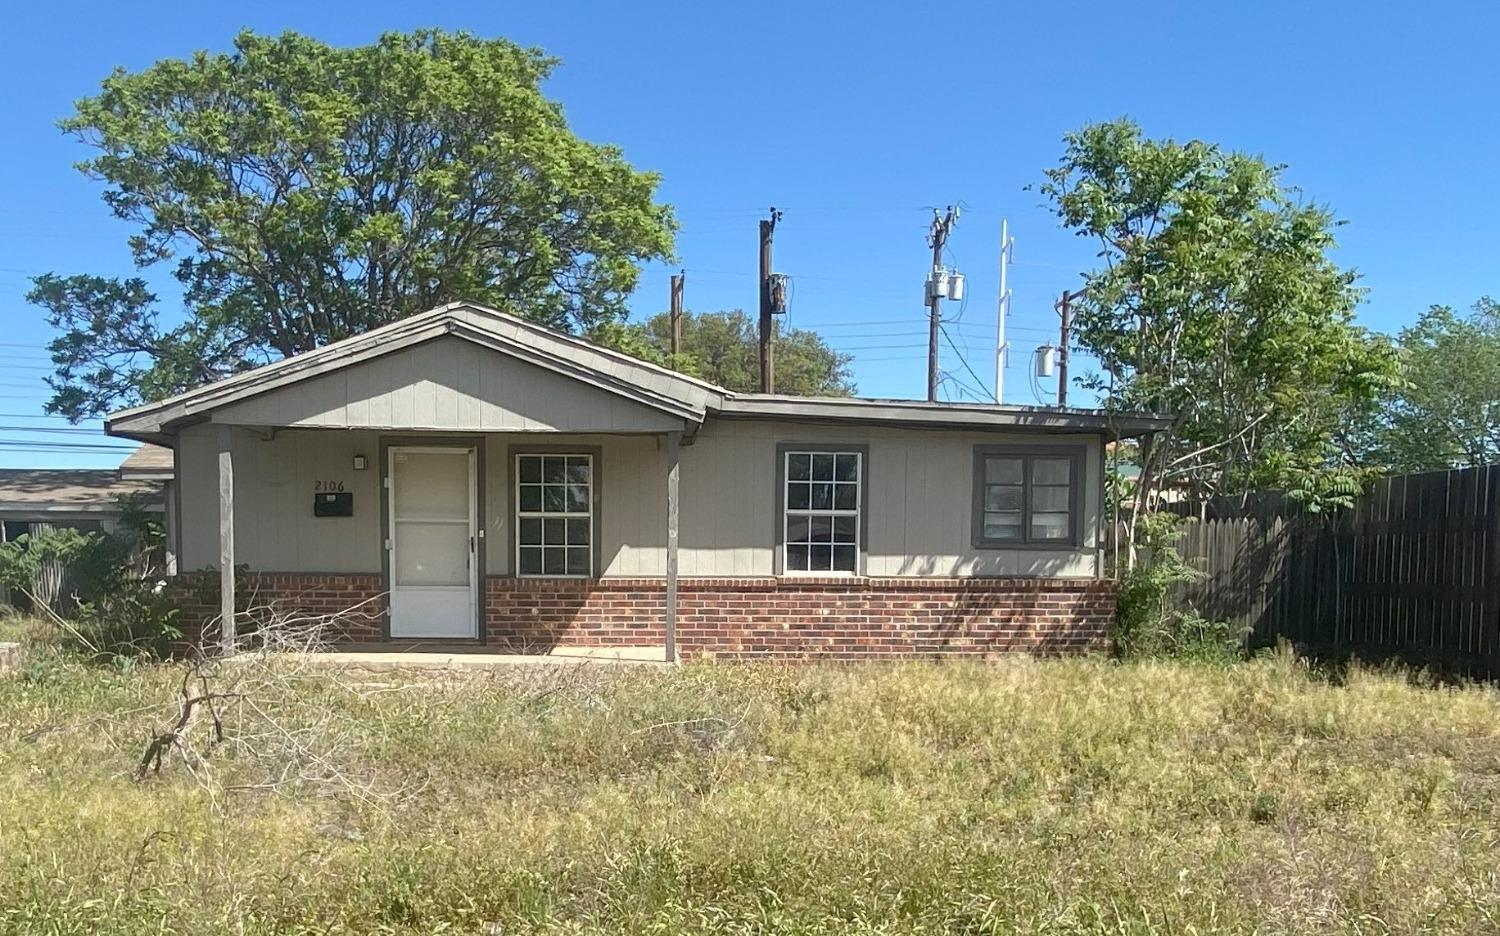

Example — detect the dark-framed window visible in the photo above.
[972,446,1084,548]
[515,453,593,576]
[777,445,866,574]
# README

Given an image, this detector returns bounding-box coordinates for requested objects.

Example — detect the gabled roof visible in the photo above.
[107,302,729,441]
[118,444,174,479]
[105,300,1171,443]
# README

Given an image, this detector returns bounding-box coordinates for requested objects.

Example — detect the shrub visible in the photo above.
[0,497,178,660]
[1114,512,1247,663]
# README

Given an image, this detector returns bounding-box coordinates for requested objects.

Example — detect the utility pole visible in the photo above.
[758,208,782,393]
[669,270,684,357]
[1055,287,1087,407]
[994,219,1013,404]
[926,205,960,402]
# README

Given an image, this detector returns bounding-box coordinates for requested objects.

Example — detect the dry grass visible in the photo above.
[3,640,1500,934]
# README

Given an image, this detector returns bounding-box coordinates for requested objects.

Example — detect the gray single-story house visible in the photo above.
[105,301,1168,660]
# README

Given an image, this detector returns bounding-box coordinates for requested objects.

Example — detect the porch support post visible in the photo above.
[664,429,680,663]
[217,424,236,655]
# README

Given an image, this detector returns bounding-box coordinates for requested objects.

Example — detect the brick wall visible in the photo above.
[486,576,1116,660]
[168,572,1116,659]
[166,572,385,648]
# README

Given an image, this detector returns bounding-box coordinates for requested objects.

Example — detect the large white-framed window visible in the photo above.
[781,449,863,574]
[515,453,593,577]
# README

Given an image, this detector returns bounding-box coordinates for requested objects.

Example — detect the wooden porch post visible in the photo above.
[217,425,236,655]
[665,430,680,663]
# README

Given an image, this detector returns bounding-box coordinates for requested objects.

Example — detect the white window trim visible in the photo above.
[781,449,863,576]
[515,452,594,578]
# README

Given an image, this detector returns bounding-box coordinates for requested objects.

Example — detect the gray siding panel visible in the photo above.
[176,417,1101,579]
[212,336,683,433]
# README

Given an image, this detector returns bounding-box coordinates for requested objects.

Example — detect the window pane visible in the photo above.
[788,483,810,510]
[566,485,589,512]
[543,456,566,484]
[519,485,542,512]
[788,454,811,481]
[832,545,857,573]
[833,482,857,510]
[833,516,857,543]
[810,545,833,571]
[519,518,543,546]
[811,453,835,481]
[543,485,566,512]
[786,515,810,543]
[543,547,567,575]
[1032,457,1071,485]
[519,456,542,484]
[393,451,468,518]
[1033,485,1071,512]
[811,483,834,510]
[985,457,1023,485]
[786,544,810,571]
[566,518,590,545]
[519,547,543,575]
[566,457,591,483]
[808,516,833,543]
[834,454,859,482]
[984,511,1022,540]
[985,485,1023,511]
[1031,512,1071,540]
[566,547,591,576]
[394,520,468,586]
[543,518,566,545]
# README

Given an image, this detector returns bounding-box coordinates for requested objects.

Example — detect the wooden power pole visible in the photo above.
[926,206,960,402]
[1055,287,1087,407]
[669,270,684,356]
[758,208,781,392]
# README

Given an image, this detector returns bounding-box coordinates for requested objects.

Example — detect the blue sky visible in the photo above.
[1,1,1496,467]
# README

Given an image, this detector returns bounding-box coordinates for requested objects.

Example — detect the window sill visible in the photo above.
[972,540,1083,552]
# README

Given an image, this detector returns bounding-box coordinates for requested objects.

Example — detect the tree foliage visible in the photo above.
[629,309,856,396]
[33,29,675,421]
[1363,298,1500,471]
[1042,120,1398,541]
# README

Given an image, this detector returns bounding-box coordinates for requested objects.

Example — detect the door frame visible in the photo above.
[379,435,487,643]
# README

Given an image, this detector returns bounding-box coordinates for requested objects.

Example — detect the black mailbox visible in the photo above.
[314,492,354,517]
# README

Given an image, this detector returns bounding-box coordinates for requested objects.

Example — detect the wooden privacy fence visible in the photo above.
[1172,465,1500,671]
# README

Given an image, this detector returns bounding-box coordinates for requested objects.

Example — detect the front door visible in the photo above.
[387,446,478,638]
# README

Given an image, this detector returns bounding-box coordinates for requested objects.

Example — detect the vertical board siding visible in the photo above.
[213,336,683,433]
[1175,465,1500,672]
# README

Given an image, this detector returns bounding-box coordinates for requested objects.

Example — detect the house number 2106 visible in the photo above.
[314,480,346,492]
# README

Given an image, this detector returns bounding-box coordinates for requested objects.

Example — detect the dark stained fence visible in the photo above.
[1172,465,1500,672]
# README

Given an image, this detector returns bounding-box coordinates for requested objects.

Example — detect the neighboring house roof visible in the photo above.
[118,443,174,479]
[106,300,1172,442]
[0,469,161,515]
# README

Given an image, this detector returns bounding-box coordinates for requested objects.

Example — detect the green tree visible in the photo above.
[1366,299,1500,470]
[1041,120,1397,548]
[32,29,675,421]
[632,309,856,396]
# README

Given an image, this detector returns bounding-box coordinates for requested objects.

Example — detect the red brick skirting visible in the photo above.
[165,572,385,647]
[168,572,1115,659]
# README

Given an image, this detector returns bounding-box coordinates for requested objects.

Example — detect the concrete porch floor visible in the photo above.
[236,645,673,670]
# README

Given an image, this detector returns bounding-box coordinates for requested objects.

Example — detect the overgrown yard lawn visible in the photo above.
[4,649,1500,934]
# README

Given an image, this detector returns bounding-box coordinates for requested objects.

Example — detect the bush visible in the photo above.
[0,497,178,660]
[1114,512,1247,663]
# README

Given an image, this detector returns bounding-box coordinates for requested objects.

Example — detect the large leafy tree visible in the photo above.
[32,29,675,421]
[1365,299,1500,470]
[633,309,855,396]
[1041,120,1397,538]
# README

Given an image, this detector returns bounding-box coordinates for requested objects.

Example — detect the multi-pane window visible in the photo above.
[516,454,592,576]
[783,451,861,573]
[975,449,1079,546]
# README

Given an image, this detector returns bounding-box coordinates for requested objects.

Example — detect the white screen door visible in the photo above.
[388,446,478,638]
